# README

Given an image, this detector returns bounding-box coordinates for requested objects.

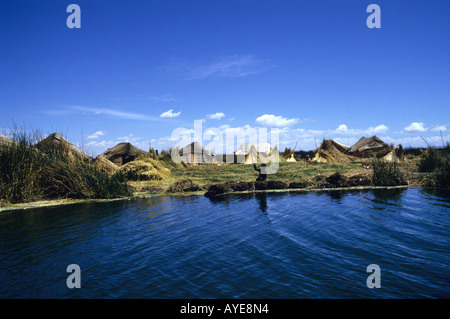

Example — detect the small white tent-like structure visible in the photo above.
[234,142,271,156]
[234,143,272,164]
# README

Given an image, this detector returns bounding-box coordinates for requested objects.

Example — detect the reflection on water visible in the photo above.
[255,193,268,213]
[325,190,348,202]
[370,188,407,202]
[0,188,449,299]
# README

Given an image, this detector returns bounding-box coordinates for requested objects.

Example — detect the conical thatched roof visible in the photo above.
[314,137,403,163]
[233,143,271,164]
[235,142,271,156]
[313,139,355,163]
[378,144,404,163]
[345,136,403,162]
[37,133,91,160]
[241,144,269,164]
[101,142,147,166]
[243,144,259,164]
[179,142,216,164]
[286,154,297,162]
[345,136,389,157]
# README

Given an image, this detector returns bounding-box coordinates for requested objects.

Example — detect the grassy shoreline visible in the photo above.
[0,159,427,212]
[0,158,437,212]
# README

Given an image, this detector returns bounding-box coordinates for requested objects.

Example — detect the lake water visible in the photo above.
[0,187,449,299]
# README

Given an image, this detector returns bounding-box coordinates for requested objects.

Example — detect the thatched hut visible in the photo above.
[101,142,147,166]
[286,154,297,162]
[346,136,403,162]
[313,136,403,163]
[241,145,259,164]
[179,142,217,165]
[346,136,388,157]
[235,142,272,156]
[281,146,297,162]
[234,143,271,164]
[313,139,355,163]
[37,133,91,160]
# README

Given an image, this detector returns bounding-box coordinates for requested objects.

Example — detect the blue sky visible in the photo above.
[1,0,449,156]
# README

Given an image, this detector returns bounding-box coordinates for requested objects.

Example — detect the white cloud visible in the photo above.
[431,125,447,132]
[255,114,299,127]
[331,124,388,136]
[85,139,115,149]
[160,109,182,118]
[332,124,362,136]
[336,124,349,133]
[404,122,427,133]
[87,131,105,139]
[368,124,389,134]
[206,112,225,120]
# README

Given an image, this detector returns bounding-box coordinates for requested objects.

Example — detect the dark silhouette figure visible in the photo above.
[253,163,267,181]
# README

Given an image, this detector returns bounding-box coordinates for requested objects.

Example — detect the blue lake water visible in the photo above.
[0,187,449,299]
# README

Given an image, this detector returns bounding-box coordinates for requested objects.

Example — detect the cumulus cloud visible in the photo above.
[255,114,299,127]
[404,122,427,133]
[160,109,182,118]
[336,124,349,133]
[87,131,105,139]
[206,112,225,120]
[367,124,389,134]
[332,123,388,136]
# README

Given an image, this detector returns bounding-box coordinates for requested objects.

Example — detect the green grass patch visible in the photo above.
[371,159,406,186]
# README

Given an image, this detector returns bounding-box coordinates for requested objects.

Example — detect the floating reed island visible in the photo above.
[0,130,448,208]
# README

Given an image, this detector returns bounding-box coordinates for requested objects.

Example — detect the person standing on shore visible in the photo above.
[253,163,267,181]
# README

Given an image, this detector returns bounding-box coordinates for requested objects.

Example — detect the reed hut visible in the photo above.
[101,142,148,166]
[179,142,217,165]
[313,139,355,163]
[346,136,403,162]
[37,132,91,160]
[234,143,271,164]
